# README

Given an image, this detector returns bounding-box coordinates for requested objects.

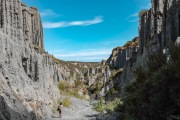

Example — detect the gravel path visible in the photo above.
[51,97,98,120]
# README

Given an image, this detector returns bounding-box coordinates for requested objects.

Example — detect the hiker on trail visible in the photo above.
[57,103,63,118]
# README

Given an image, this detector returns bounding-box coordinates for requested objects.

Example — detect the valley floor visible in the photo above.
[51,97,98,120]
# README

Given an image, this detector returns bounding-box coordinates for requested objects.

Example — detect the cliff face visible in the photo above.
[108,0,180,96]
[102,38,138,99]
[0,0,71,119]
[139,0,180,54]
[84,65,112,98]
[106,37,139,69]
[1,0,180,119]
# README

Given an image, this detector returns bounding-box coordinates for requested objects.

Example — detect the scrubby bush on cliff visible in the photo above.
[106,88,118,95]
[74,80,84,88]
[119,44,180,120]
[62,97,71,108]
[167,115,180,120]
[109,68,123,81]
[51,97,71,112]
[106,98,123,112]
[94,98,122,113]
[57,80,87,99]
[94,99,106,112]
[91,82,104,94]
[134,40,139,46]
[53,97,71,108]
[57,80,68,91]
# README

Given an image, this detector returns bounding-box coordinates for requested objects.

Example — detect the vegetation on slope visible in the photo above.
[109,68,123,81]
[51,96,71,113]
[90,82,104,95]
[94,98,123,113]
[61,97,71,108]
[118,44,180,120]
[57,80,88,99]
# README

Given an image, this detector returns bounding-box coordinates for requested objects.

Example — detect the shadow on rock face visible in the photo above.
[0,96,37,120]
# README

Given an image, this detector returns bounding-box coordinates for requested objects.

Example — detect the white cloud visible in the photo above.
[54,48,111,57]
[43,16,103,28]
[126,2,152,23]
[126,12,139,22]
[129,13,139,17]
[128,18,139,22]
[49,48,112,62]
[128,2,151,22]
[40,9,60,17]
[68,56,108,61]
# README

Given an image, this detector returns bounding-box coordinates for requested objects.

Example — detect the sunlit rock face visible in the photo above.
[108,0,180,96]
[139,0,180,54]
[106,37,139,70]
[0,0,70,119]
[103,37,140,98]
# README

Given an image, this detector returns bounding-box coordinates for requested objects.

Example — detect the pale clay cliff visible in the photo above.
[0,1,109,119]
[1,0,180,120]
[105,0,180,96]
[0,0,75,119]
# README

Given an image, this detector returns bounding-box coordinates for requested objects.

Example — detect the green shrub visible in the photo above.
[94,98,122,113]
[94,99,106,112]
[118,44,180,120]
[62,97,71,108]
[51,98,62,113]
[167,115,180,120]
[106,98,122,112]
[134,40,139,46]
[109,68,123,81]
[57,80,68,91]
[74,80,84,88]
[92,82,104,94]
[69,88,83,99]
[63,97,71,108]
[69,88,78,96]
[57,79,87,99]
[106,88,118,95]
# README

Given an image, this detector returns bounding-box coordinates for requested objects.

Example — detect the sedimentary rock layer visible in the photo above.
[108,0,180,96]
[0,0,69,119]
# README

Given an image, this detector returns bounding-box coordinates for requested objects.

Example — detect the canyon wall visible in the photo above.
[106,37,139,69]
[0,0,71,119]
[1,0,180,119]
[107,0,180,96]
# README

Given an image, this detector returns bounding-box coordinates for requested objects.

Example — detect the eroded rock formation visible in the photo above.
[0,0,71,119]
[107,0,180,96]
[106,37,139,69]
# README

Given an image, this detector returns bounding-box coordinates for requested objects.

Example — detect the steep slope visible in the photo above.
[106,37,139,69]
[1,0,180,119]
[104,37,139,98]
[106,0,180,97]
[0,1,107,119]
[0,1,69,119]
[92,1,180,119]
[0,0,99,119]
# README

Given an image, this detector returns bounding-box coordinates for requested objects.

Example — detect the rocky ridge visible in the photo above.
[0,0,70,119]
[0,0,102,119]
[105,0,180,97]
[1,0,180,119]
[106,37,139,69]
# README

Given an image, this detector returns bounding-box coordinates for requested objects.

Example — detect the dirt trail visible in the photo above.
[51,97,98,120]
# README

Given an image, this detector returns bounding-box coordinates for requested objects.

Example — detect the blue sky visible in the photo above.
[22,0,151,62]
